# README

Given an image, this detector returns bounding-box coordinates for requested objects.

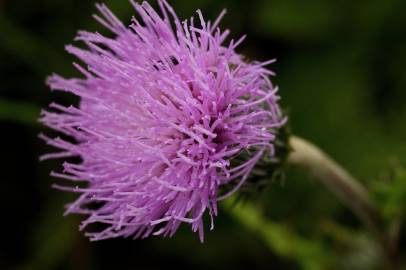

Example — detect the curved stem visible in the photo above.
[287,136,387,250]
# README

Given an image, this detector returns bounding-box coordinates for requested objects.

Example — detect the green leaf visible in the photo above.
[0,99,40,126]
[223,198,333,270]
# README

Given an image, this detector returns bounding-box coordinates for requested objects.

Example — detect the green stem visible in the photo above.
[287,136,387,254]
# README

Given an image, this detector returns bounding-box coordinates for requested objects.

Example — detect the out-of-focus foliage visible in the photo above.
[373,163,406,221]
[1,0,406,270]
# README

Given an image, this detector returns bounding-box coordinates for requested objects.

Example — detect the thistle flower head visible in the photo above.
[40,0,286,241]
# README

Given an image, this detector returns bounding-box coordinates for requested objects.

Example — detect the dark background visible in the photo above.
[1,0,406,269]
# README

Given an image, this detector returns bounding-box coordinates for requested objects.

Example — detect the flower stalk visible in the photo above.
[287,136,386,249]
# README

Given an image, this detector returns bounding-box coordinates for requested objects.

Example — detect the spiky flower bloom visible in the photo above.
[40,0,285,241]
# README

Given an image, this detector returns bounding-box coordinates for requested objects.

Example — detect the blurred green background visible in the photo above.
[1,0,406,269]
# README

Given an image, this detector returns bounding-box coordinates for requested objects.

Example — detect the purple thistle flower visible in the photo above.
[40,0,286,242]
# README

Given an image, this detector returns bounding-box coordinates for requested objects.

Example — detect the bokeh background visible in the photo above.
[1,0,406,269]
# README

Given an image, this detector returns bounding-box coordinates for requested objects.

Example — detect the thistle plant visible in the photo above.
[39,1,399,265]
